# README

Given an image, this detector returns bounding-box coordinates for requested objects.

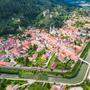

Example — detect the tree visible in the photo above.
[35,6,69,29]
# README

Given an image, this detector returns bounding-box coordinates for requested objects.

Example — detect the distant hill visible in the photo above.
[0,0,86,35]
[0,0,76,21]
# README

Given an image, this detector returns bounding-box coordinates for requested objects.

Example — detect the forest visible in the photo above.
[0,0,77,35]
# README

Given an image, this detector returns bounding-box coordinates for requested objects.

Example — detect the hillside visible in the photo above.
[0,0,87,36]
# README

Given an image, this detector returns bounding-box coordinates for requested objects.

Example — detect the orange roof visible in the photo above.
[0,61,9,66]
[74,45,82,53]
[70,53,79,61]
[10,48,20,56]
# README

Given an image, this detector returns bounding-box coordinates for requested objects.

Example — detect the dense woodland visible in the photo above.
[0,0,89,36]
[0,0,77,36]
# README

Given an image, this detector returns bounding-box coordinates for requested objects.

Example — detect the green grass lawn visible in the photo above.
[82,80,90,90]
